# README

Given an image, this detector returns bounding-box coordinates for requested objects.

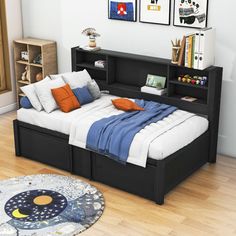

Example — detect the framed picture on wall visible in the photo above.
[139,0,171,25]
[173,0,208,28]
[108,0,137,22]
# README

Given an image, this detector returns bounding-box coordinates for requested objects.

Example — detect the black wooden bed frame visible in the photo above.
[13,48,223,205]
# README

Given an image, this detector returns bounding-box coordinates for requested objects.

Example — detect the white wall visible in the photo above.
[0,0,23,113]
[21,0,236,158]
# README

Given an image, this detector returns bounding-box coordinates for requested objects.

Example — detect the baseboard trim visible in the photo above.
[0,103,17,115]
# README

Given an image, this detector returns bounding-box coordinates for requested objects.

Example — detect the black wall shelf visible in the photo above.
[72,47,222,116]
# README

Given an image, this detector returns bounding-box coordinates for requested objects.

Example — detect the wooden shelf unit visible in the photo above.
[14,38,58,106]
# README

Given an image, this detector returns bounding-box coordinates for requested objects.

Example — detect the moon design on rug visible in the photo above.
[5,189,68,222]
[12,209,28,218]
[0,174,105,235]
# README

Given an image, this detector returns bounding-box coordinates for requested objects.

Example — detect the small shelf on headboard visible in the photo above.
[169,80,208,90]
[76,62,107,71]
[72,47,222,113]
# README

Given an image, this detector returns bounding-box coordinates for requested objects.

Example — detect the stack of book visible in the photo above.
[141,86,167,96]
[94,60,106,68]
[80,46,101,51]
[178,28,215,70]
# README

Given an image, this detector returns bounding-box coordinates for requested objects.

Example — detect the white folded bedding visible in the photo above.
[17,94,209,166]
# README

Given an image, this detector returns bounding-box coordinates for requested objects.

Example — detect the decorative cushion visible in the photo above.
[35,78,66,113]
[50,72,72,80]
[87,80,101,99]
[62,70,92,89]
[20,96,33,109]
[73,86,94,105]
[20,77,51,111]
[51,84,80,113]
[112,98,145,111]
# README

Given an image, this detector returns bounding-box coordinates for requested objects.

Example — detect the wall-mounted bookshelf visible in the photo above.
[14,38,58,107]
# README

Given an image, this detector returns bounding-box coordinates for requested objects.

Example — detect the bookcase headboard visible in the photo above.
[71,47,223,163]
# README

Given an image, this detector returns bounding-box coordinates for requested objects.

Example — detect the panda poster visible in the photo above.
[174,0,208,28]
[139,0,171,25]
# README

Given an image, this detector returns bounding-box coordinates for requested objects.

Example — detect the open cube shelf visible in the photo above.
[14,38,58,107]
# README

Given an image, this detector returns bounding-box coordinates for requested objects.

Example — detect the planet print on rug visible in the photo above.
[0,174,105,235]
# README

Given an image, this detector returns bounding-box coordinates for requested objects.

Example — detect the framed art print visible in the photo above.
[139,0,171,25]
[173,0,208,28]
[146,74,166,89]
[108,0,137,22]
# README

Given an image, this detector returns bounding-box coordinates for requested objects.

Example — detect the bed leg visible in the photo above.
[154,161,165,205]
[156,194,164,205]
[13,120,21,157]
[69,145,73,174]
[89,152,94,181]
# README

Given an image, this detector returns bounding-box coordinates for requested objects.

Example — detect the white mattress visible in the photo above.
[17,95,209,162]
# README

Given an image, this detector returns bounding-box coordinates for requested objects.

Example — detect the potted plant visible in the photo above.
[82,28,101,48]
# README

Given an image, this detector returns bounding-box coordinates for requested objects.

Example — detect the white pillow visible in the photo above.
[50,72,72,80]
[62,70,92,89]
[20,77,51,111]
[35,78,65,113]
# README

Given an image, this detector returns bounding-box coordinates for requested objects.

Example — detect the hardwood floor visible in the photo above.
[1,111,236,236]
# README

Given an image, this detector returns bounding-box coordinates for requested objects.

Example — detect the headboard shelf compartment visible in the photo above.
[72,47,222,163]
[75,49,108,82]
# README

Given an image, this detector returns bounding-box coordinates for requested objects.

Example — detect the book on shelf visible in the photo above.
[188,34,194,68]
[141,86,167,96]
[178,36,186,66]
[181,96,197,102]
[181,28,215,70]
[94,60,106,68]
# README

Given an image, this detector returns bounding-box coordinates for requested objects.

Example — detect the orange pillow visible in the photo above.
[112,98,144,111]
[51,84,80,113]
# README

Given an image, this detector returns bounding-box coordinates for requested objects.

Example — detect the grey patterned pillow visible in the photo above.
[87,80,101,99]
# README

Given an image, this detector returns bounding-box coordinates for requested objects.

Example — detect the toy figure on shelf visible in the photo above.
[33,54,42,65]
[21,66,30,81]
[36,72,43,82]
[177,74,208,86]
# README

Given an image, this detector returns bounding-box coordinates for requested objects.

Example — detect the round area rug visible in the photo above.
[0,174,105,236]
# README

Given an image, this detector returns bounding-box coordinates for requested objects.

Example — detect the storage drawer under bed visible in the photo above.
[14,120,72,172]
[92,153,157,200]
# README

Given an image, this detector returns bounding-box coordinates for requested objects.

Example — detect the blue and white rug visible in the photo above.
[0,174,105,236]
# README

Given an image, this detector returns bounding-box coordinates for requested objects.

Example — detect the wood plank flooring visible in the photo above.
[0,111,236,235]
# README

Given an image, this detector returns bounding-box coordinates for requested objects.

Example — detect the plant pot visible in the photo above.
[89,36,96,48]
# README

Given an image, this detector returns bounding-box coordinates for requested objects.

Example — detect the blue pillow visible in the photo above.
[73,86,94,105]
[20,96,33,109]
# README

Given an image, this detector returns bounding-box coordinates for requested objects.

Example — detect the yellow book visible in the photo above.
[188,35,193,68]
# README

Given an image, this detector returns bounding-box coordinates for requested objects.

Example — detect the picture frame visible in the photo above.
[139,0,171,25]
[146,74,166,89]
[173,0,208,28]
[108,0,137,22]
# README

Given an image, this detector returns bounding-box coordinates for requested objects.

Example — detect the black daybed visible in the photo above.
[13,48,223,205]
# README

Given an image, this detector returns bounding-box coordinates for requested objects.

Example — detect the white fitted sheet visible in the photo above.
[17,94,209,162]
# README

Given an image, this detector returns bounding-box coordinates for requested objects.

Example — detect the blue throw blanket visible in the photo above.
[86,100,177,164]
